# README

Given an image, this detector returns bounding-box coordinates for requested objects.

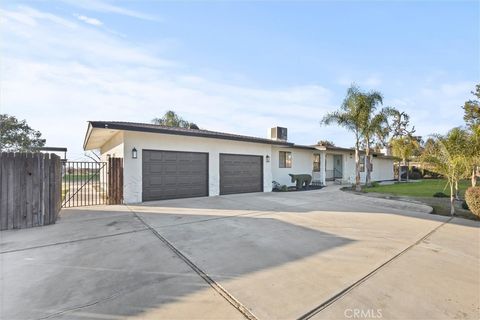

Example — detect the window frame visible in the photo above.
[279,151,292,168]
[313,154,320,172]
[359,155,365,172]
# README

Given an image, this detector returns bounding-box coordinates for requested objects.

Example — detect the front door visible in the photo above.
[333,155,343,178]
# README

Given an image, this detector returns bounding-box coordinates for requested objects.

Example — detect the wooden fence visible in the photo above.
[108,157,123,205]
[0,152,62,230]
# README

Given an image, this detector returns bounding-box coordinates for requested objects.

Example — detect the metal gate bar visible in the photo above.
[62,161,108,208]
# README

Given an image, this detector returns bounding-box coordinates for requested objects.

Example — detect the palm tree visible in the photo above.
[357,92,396,186]
[422,128,469,215]
[467,125,480,187]
[390,135,420,182]
[152,110,198,129]
[321,85,364,191]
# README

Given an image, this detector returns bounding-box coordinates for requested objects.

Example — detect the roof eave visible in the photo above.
[89,121,293,147]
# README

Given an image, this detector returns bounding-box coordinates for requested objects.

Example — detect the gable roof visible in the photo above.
[84,121,295,150]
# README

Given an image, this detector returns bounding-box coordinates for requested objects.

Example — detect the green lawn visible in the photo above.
[364,179,470,198]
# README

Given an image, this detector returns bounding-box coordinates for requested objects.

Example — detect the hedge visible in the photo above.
[465,187,480,217]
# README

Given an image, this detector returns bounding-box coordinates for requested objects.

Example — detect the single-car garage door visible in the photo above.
[220,154,263,195]
[142,150,208,201]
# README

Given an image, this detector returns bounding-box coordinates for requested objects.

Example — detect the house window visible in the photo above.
[313,154,320,172]
[359,155,365,172]
[279,151,292,168]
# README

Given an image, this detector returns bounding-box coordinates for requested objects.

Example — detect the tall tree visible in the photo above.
[422,128,469,215]
[466,125,480,187]
[390,109,416,138]
[321,85,364,191]
[358,92,395,186]
[388,109,417,181]
[0,114,46,152]
[152,110,198,129]
[390,135,420,182]
[462,84,480,129]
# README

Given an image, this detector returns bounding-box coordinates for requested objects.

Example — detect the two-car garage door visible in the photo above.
[142,150,263,201]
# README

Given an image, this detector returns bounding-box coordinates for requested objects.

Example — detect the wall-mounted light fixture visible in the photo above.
[132,147,138,159]
[266,155,270,163]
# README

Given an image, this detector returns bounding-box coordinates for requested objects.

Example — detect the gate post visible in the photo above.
[108,158,124,204]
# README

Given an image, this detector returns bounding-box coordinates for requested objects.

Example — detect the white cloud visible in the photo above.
[63,0,159,21]
[74,13,102,26]
[0,5,334,159]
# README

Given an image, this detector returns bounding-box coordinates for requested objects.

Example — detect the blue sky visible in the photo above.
[1,0,478,160]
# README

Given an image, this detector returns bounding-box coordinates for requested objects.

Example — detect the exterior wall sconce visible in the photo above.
[266,155,270,163]
[132,147,138,159]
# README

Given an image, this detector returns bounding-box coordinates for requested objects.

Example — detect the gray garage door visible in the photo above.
[220,154,263,195]
[142,150,208,201]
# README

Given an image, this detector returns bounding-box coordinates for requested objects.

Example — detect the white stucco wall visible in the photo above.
[122,131,273,203]
[331,151,394,183]
[100,131,124,161]
[98,132,124,186]
[371,157,395,181]
[271,147,319,186]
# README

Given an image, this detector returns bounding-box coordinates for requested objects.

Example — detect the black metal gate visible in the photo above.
[62,158,123,208]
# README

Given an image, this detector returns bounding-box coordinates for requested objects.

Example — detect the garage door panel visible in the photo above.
[220,154,262,195]
[142,150,208,201]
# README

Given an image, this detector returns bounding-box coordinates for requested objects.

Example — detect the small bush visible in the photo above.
[280,185,288,192]
[370,181,380,188]
[462,200,469,210]
[433,192,448,198]
[272,181,281,191]
[465,187,480,217]
[409,171,422,180]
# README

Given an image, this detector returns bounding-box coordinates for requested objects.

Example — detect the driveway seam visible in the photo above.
[146,210,271,229]
[0,228,149,255]
[296,216,454,320]
[126,205,259,320]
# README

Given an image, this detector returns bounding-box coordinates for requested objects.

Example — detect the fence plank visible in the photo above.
[44,154,51,225]
[25,153,33,228]
[7,153,15,230]
[0,153,6,230]
[31,153,40,226]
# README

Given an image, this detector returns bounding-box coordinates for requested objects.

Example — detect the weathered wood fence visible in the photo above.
[0,152,62,230]
[108,157,123,205]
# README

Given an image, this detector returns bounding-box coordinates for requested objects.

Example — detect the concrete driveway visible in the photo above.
[1,186,479,320]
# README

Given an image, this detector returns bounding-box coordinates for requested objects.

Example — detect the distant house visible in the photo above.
[84,122,394,203]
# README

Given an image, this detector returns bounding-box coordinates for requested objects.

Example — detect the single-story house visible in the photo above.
[84,121,394,204]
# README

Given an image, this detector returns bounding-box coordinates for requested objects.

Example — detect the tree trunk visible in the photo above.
[355,142,361,192]
[472,167,477,187]
[406,160,409,182]
[398,162,401,182]
[365,142,371,187]
[455,180,460,200]
[450,183,455,216]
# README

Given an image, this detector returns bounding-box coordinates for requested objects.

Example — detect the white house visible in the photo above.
[84,121,394,204]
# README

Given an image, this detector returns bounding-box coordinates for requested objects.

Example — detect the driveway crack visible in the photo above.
[297,216,454,320]
[126,205,259,320]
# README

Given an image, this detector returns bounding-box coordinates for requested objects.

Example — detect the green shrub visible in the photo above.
[433,192,448,198]
[280,185,288,192]
[465,187,480,217]
[409,171,422,180]
[462,200,469,210]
